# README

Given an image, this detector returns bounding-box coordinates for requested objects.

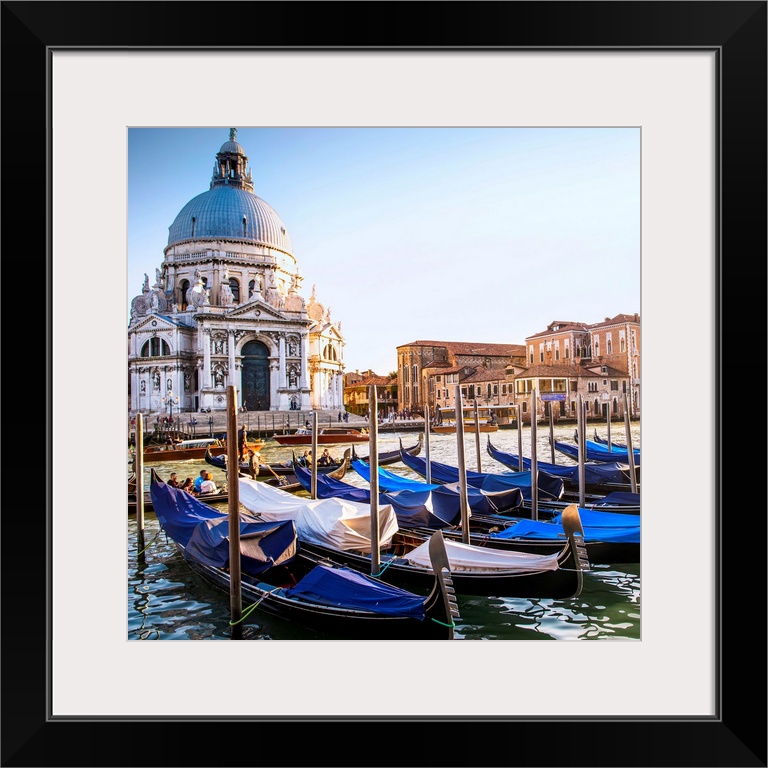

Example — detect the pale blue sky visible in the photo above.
[128,127,640,375]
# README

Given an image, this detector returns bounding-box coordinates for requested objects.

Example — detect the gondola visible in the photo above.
[351,434,423,466]
[204,445,348,479]
[237,475,589,599]
[486,437,638,493]
[272,428,369,446]
[299,462,639,563]
[554,439,640,465]
[292,461,524,519]
[398,449,566,501]
[148,470,460,640]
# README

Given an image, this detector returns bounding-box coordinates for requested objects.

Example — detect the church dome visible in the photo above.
[167,185,293,254]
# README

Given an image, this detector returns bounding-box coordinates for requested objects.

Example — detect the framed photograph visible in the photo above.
[6,2,764,766]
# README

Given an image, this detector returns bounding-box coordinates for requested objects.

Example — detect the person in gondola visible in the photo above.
[199,472,218,495]
[238,426,248,462]
[181,477,196,495]
[318,449,332,466]
[168,472,180,488]
[193,469,207,493]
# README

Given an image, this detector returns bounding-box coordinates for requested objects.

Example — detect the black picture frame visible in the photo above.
[3,2,765,766]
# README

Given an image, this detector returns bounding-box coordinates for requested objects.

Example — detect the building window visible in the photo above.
[229,278,240,303]
[620,336,626,353]
[178,279,189,310]
[140,338,170,357]
[555,348,560,361]
[611,380,619,391]
[607,337,613,354]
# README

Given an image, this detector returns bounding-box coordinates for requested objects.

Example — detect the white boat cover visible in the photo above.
[238,476,399,552]
[404,538,561,573]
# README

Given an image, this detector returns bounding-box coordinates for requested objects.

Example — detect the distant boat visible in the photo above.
[431,405,499,434]
[272,428,369,446]
[141,436,264,463]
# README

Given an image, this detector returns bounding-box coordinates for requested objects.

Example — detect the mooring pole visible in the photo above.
[311,411,318,500]
[368,385,381,576]
[226,386,243,639]
[135,412,145,553]
[577,395,586,509]
[622,393,638,494]
[473,399,482,473]
[516,404,524,472]
[423,403,432,485]
[530,389,538,521]
[455,385,471,544]
[548,403,556,464]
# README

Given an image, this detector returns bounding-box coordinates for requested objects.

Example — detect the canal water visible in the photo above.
[128,420,642,642]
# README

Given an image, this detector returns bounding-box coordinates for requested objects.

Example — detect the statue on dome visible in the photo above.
[230,128,237,141]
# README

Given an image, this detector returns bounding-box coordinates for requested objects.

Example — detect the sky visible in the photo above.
[128,127,640,376]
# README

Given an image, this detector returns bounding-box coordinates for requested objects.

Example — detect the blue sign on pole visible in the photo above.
[540,393,567,402]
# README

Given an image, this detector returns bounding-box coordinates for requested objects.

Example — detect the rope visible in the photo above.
[229,587,281,625]
[132,529,164,556]
[430,617,456,628]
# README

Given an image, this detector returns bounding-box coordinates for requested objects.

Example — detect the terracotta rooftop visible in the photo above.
[398,340,525,356]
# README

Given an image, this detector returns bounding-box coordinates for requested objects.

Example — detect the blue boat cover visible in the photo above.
[352,459,440,492]
[293,463,499,527]
[345,461,522,516]
[185,517,298,576]
[592,492,641,507]
[486,440,630,486]
[398,451,564,501]
[493,518,639,544]
[554,440,640,464]
[150,473,298,575]
[285,564,426,619]
[550,508,640,527]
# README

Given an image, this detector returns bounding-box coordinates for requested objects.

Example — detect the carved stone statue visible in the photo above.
[186,269,207,308]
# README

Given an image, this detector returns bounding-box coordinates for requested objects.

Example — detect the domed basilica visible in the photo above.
[128,129,345,414]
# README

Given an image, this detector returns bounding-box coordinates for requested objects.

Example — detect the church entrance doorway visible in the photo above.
[241,340,270,411]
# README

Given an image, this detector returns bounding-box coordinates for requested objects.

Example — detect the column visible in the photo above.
[228,330,237,401]
[336,372,343,409]
[279,334,286,386]
[203,329,211,388]
[269,360,279,409]
[300,334,309,389]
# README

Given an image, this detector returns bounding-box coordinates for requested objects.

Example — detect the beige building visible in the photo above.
[395,314,640,423]
[343,371,397,418]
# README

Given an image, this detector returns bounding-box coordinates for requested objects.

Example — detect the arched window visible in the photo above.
[248,280,256,298]
[607,338,612,354]
[140,338,170,357]
[229,277,240,303]
[620,337,626,353]
[179,280,189,310]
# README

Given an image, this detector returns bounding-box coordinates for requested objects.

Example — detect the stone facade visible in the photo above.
[128,130,345,414]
